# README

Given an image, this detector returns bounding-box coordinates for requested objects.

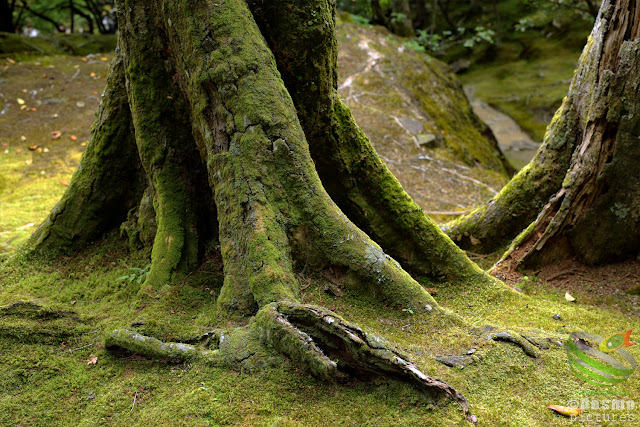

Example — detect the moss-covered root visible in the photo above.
[106,302,474,423]
[478,325,566,358]
[118,1,213,286]
[24,48,145,258]
[265,302,473,423]
[247,0,488,286]
[498,0,640,267]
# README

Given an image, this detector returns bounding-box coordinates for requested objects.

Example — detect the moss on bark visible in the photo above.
[498,0,640,267]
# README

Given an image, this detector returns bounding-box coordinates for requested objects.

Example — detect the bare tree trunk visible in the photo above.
[0,0,15,33]
[391,0,414,37]
[371,0,388,26]
[498,0,640,268]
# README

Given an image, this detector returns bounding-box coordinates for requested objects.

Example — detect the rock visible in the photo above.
[396,116,424,134]
[553,313,562,320]
[436,355,470,368]
[449,59,471,74]
[337,18,512,213]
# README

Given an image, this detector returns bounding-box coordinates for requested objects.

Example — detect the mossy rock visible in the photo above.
[336,20,511,214]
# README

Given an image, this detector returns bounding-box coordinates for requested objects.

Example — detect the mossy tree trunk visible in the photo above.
[24,0,493,419]
[444,0,640,269]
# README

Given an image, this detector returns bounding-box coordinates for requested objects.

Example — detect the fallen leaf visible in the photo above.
[87,354,98,365]
[60,179,70,186]
[43,147,50,153]
[16,98,25,104]
[28,145,40,151]
[20,136,27,141]
[7,58,16,64]
[20,105,28,110]
[16,222,35,230]
[100,57,108,61]
[81,57,87,62]
[76,101,85,108]
[15,148,21,153]
[30,107,37,111]
[51,131,62,140]
[547,405,583,417]
[70,135,77,141]
[25,159,32,165]
[90,72,96,77]
[565,292,576,302]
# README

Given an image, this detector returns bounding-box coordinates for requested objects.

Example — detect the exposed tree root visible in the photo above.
[106,301,474,423]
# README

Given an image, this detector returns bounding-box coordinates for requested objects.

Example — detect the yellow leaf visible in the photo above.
[7,58,16,64]
[51,131,62,140]
[547,405,583,417]
[565,292,576,302]
[16,97,25,105]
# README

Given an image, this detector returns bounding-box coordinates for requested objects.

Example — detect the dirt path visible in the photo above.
[466,89,541,170]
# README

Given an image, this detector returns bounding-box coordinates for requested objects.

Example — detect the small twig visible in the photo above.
[300,278,312,291]
[58,343,93,355]
[425,210,471,216]
[28,365,62,371]
[465,251,491,259]
[68,68,81,81]
[545,268,577,282]
[130,391,138,412]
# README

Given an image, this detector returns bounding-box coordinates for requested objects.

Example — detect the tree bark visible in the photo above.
[371,0,388,26]
[498,0,640,268]
[391,0,414,37]
[0,0,15,33]
[444,0,640,262]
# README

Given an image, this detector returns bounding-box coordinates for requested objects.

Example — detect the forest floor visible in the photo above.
[1,39,640,426]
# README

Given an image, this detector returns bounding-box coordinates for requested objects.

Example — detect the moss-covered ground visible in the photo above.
[0,53,112,252]
[1,238,639,426]
[2,35,640,426]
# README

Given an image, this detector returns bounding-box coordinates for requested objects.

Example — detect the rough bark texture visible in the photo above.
[444,0,640,264]
[501,0,640,267]
[248,0,494,287]
[23,0,484,417]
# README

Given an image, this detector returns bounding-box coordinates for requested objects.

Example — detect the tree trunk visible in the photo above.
[370,0,388,26]
[23,2,500,417]
[391,0,414,37]
[0,0,15,33]
[499,0,640,268]
[446,0,640,268]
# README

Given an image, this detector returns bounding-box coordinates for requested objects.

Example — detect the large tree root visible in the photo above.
[106,301,474,423]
